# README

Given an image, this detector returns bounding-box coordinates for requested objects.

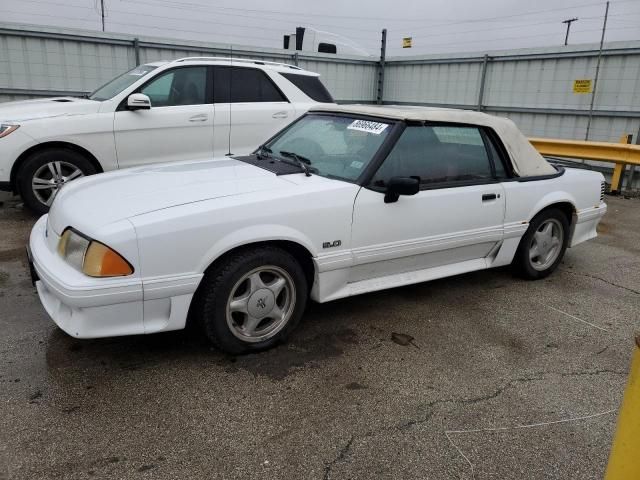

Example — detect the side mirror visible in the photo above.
[127,93,151,110]
[384,176,420,203]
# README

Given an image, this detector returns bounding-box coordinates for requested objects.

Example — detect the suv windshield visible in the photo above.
[264,114,393,182]
[89,64,158,101]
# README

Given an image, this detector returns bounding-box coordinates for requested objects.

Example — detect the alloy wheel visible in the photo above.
[225,266,296,343]
[31,161,84,206]
[529,218,564,271]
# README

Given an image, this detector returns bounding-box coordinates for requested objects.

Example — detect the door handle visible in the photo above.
[189,114,208,122]
[272,111,288,119]
[482,193,498,201]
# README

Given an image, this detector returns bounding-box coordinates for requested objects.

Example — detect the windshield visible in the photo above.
[89,64,158,101]
[264,114,393,182]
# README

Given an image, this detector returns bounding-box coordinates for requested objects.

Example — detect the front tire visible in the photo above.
[18,148,97,215]
[513,208,570,280]
[194,246,308,354]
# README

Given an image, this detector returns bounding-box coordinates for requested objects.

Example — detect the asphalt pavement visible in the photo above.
[1,191,638,479]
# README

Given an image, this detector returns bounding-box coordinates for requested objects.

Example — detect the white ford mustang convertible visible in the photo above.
[28,105,607,353]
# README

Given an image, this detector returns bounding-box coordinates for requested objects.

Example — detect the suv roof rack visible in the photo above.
[172,57,302,70]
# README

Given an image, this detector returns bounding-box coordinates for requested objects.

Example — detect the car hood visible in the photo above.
[0,97,101,123]
[48,158,296,235]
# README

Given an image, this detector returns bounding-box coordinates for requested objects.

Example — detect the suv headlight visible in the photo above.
[57,228,134,277]
[0,124,20,138]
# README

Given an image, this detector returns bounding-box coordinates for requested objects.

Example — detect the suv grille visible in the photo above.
[600,181,605,201]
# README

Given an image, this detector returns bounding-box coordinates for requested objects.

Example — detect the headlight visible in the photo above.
[0,124,19,138]
[57,229,134,277]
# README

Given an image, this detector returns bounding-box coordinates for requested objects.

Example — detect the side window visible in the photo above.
[141,67,207,107]
[372,125,494,188]
[318,43,337,54]
[213,67,287,103]
[213,67,231,103]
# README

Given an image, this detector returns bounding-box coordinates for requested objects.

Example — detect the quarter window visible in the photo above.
[484,133,508,178]
[279,72,334,103]
[213,67,287,103]
[140,67,207,107]
[372,125,494,187]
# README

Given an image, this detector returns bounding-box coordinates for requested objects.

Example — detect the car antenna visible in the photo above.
[226,45,233,157]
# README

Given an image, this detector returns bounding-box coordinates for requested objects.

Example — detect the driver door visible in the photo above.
[113,66,214,168]
[350,124,505,283]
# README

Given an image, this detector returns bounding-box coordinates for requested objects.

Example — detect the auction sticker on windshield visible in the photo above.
[347,120,389,135]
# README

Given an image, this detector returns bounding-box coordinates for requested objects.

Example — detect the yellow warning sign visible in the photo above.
[402,37,412,48]
[573,79,592,94]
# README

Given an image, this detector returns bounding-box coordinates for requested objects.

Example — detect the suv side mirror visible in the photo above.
[127,93,151,110]
[384,176,420,203]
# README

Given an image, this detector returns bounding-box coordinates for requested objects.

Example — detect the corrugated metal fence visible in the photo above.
[0,23,377,105]
[384,44,640,142]
[1,22,639,142]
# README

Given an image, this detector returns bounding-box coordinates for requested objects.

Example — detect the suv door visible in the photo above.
[212,66,294,157]
[113,66,213,168]
[350,124,506,282]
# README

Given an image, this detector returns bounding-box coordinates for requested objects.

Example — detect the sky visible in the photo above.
[1,0,639,56]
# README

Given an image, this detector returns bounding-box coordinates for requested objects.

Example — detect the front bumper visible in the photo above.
[29,215,145,338]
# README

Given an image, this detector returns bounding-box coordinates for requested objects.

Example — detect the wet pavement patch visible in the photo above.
[0,247,26,262]
[224,327,359,380]
[345,382,368,390]
[391,332,417,347]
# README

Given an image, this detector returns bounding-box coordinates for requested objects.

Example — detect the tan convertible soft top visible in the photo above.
[309,104,556,177]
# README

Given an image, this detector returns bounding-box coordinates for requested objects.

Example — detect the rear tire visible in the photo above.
[512,208,570,280]
[18,148,97,215]
[194,246,308,355]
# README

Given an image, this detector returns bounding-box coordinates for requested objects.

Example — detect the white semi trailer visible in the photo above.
[283,27,371,56]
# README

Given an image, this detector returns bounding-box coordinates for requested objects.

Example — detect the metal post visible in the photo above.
[133,38,140,66]
[605,336,640,479]
[477,54,489,112]
[585,1,609,140]
[376,29,387,105]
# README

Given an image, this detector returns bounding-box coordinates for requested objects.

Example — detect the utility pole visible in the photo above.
[562,17,578,45]
[585,1,609,140]
[376,29,387,105]
[100,0,105,31]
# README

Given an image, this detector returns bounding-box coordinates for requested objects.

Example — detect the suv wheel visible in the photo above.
[513,208,569,280]
[18,148,97,215]
[194,246,308,354]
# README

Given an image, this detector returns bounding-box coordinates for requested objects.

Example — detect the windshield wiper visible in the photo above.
[256,145,273,160]
[279,150,312,177]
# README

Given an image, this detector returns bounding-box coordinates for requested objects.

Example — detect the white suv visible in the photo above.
[0,57,334,213]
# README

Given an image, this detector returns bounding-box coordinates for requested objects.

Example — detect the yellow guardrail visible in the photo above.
[605,336,640,480]
[529,135,640,192]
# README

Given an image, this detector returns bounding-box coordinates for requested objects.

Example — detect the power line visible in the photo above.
[385,25,638,50]
[0,9,280,43]
[5,0,639,54]
[121,0,636,25]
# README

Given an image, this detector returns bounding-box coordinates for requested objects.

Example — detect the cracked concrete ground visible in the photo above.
[1,191,638,479]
